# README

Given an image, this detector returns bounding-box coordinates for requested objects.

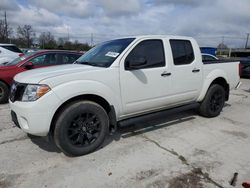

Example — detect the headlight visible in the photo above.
[22,84,51,102]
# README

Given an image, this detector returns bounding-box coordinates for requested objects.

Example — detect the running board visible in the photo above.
[118,102,200,128]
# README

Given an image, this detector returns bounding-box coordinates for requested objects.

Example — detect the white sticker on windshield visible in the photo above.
[105,51,120,58]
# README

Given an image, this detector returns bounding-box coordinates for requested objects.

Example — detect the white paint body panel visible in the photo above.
[0,46,21,64]
[9,35,240,136]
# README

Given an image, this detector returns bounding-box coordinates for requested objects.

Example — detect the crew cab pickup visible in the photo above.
[9,35,241,156]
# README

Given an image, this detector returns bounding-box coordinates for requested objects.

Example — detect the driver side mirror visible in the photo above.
[125,57,147,70]
[24,62,34,70]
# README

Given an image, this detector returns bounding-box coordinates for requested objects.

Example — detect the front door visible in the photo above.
[119,39,171,116]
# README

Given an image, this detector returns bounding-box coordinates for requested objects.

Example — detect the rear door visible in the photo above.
[169,39,202,103]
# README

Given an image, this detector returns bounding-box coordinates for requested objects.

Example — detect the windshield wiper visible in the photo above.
[77,61,107,67]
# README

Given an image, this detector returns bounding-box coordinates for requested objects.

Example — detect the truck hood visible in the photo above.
[14,64,104,84]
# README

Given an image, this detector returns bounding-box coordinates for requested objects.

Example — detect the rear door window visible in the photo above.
[56,53,81,65]
[0,45,23,53]
[170,40,194,65]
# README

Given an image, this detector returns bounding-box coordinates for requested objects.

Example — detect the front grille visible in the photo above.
[9,82,27,102]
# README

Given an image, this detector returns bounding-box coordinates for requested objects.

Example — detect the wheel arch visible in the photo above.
[209,77,229,101]
[50,94,117,135]
[198,75,229,102]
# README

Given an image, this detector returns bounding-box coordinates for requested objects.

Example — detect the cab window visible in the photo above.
[125,40,165,69]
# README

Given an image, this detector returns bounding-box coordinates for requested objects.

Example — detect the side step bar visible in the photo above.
[118,102,200,128]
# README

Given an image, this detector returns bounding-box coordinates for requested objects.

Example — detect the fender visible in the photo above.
[51,79,122,117]
[197,69,228,102]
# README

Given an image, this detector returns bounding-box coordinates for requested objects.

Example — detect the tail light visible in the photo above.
[19,53,24,57]
[239,63,243,77]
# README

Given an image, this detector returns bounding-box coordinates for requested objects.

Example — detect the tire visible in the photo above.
[54,100,109,156]
[198,84,225,118]
[0,81,9,104]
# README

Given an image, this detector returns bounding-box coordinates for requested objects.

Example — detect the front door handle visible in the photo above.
[192,68,200,73]
[161,72,171,77]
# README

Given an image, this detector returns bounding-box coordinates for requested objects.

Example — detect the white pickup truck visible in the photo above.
[9,35,241,156]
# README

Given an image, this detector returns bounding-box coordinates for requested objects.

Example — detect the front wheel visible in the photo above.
[198,84,225,118]
[54,101,109,156]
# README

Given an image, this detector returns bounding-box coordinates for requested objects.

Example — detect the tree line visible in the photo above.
[0,12,91,51]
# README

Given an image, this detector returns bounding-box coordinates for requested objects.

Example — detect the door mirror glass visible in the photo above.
[24,62,34,69]
[125,57,147,70]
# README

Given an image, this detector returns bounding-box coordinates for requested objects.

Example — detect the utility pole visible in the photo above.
[43,33,45,49]
[245,33,250,49]
[4,11,8,42]
[67,26,70,41]
[91,33,93,46]
[219,36,225,56]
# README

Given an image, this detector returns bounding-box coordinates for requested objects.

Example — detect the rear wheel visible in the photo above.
[54,101,109,156]
[0,81,9,104]
[198,84,225,117]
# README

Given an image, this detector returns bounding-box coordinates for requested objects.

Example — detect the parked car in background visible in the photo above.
[0,44,23,65]
[202,53,218,62]
[200,47,217,56]
[223,57,250,77]
[21,48,40,54]
[240,58,250,77]
[0,50,83,103]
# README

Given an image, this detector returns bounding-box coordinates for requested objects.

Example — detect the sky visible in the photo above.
[0,0,250,47]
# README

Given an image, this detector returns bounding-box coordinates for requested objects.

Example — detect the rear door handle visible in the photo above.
[161,72,171,77]
[192,68,200,73]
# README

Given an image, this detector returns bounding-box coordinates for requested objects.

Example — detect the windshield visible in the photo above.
[5,52,36,66]
[76,38,135,67]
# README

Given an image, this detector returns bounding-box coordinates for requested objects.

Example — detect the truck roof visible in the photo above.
[120,35,194,40]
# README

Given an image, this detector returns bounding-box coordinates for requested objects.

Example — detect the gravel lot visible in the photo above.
[0,79,250,188]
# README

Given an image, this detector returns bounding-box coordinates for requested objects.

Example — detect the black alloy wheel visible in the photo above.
[67,112,101,147]
[209,90,224,113]
[54,101,109,156]
[198,84,225,117]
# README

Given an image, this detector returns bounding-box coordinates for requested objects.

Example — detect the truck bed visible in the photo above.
[203,60,240,89]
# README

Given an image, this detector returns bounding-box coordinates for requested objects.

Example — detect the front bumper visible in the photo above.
[9,90,61,136]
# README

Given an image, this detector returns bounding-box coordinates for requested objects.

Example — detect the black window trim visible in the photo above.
[125,39,166,70]
[1,45,23,53]
[170,39,195,66]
